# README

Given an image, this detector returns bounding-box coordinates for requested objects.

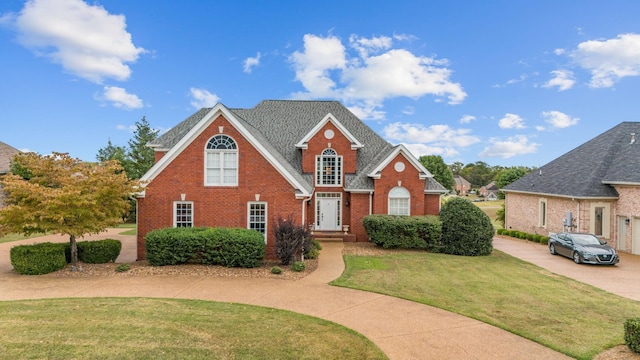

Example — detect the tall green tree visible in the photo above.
[460,161,493,189]
[0,152,139,265]
[126,116,159,179]
[419,155,455,191]
[96,116,158,180]
[494,167,530,199]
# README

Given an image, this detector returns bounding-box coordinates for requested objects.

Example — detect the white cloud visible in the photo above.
[382,122,480,157]
[542,70,575,91]
[5,0,145,83]
[479,135,539,159]
[460,115,476,124]
[498,113,526,129]
[571,33,640,88]
[243,52,261,73]
[116,124,136,132]
[403,143,460,158]
[100,86,143,109]
[289,34,466,119]
[190,87,220,109]
[542,110,579,128]
[402,106,415,115]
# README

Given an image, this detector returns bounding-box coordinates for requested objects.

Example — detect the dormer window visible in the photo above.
[316,148,342,186]
[205,135,238,186]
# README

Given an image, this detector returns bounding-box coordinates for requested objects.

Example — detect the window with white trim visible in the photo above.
[174,201,193,227]
[205,135,238,186]
[538,198,547,228]
[316,148,342,186]
[248,202,267,241]
[388,186,410,216]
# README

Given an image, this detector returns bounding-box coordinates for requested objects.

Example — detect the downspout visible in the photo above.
[369,191,373,215]
[302,190,315,227]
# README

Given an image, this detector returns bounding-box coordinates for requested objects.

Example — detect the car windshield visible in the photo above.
[572,234,604,246]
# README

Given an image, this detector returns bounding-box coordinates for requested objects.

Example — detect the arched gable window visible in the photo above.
[316,148,342,186]
[388,186,410,216]
[205,134,238,186]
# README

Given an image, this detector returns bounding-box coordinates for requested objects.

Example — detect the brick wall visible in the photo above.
[373,153,426,215]
[612,185,640,251]
[137,114,304,260]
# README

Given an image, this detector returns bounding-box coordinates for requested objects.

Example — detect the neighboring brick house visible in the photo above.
[479,181,499,200]
[136,100,447,260]
[0,141,21,208]
[502,122,640,255]
[453,175,471,195]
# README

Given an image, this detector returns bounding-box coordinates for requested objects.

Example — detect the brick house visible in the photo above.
[479,181,499,200]
[453,175,471,195]
[136,100,447,260]
[502,122,640,255]
[0,141,21,208]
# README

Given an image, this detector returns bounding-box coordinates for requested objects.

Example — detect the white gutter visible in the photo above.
[302,190,315,227]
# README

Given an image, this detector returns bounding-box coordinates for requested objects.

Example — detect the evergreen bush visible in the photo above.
[440,197,494,256]
[362,215,442,251]
[10,242,67,275]
[77,239,122,263]
[625,318,640,353]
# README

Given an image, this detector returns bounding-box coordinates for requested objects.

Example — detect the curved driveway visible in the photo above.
[0,230,573,360]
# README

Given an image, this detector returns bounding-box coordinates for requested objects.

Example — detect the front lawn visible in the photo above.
[331,250,640,360]
[0,298,386,360]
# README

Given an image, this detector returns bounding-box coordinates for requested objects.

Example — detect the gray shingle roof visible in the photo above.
[0,141,20,175]
[152,100,432,191]
[503,122,640,198]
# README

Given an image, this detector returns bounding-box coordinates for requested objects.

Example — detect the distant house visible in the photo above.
[453,175,471,195]
[136,100,448,260]
[0,141,21,208]
[479,181,499,200]
[502,122,640,255]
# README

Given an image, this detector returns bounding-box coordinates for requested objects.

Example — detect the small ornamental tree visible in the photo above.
[273,214,311,265]
[0,152,139,266]
[440,197,494,256]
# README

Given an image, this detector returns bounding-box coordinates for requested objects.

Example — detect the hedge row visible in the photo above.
[362,215,442,251]
[145,227,265,268]
[496,228,549,245]
[10,239,122,275]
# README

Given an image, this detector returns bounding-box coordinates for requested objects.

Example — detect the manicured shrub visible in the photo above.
[10,242,67,275]
[625,318,640,353]
[273,215,310,265]
[291,261,306,272]
[539,236,549,245]
[362,215,442,251]
[77,239,122,263]
[270,266,283,275]
[115,263,131,272]
[145,227,265,268]
[440,197,494,256]
[303,239,322,259]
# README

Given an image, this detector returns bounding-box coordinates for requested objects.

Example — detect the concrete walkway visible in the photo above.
[0,230,570,360]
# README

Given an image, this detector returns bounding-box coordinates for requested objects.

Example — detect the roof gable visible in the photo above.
[367,144,432,180]
[141,103,312,197]
[504,122,640,198]
[295,113,363,150]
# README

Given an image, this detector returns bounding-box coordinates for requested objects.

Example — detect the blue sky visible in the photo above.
[2,0,640,168]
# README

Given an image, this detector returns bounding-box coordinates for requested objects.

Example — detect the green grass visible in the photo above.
[117,223,136,235]
[0,232,52,245]
[332,250,640,360]
[0,298,387,360]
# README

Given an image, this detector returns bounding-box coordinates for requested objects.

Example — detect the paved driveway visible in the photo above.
[0,230,569,360]
[493,236,640,301]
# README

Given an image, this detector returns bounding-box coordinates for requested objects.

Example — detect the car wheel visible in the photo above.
[573,251,581,264]
[549,244,557,255]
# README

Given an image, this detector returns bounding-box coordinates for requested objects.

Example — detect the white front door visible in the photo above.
[316,194,341,231]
